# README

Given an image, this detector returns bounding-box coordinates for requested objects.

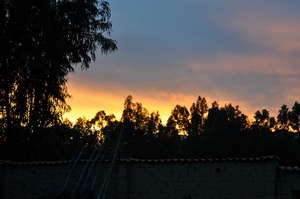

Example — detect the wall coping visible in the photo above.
[278,166,300,172]
[0,155,279,166]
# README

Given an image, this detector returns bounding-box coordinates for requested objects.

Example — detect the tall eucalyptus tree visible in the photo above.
[0,0,117,130]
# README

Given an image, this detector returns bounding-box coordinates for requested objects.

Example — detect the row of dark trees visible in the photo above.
[0,0,116,161]
[96,96,300,165]
[1,94,300,166]
[1,0,300,165]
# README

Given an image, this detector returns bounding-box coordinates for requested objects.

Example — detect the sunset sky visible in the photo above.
[64,0,300,123]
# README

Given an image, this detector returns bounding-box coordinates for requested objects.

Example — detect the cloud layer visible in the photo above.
[65,0,300,122]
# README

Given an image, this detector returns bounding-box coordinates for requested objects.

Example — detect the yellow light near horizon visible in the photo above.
[64,109,170,125]
[63,81,259,125]
[63,83,173,124]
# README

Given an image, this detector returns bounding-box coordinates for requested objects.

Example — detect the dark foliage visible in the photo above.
[1,95,300,166]
[0,0,117,130]
[1,1,300,167]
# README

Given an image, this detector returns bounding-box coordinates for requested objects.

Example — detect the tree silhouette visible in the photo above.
[254,109,270,127]
[2,93,300,165]
[289,102,300,132]
[251,109,276,135]
[120,95,154,157]
[190,96,208,136]
[0,0,117,130]
[277,105,290,131]
[168,105,190,135]
[146,111,162,135]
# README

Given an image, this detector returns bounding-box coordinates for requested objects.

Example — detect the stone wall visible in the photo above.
[111,160,278,199]
[1,163,109,199]
[276,168,300,199]
[0,158,290,199]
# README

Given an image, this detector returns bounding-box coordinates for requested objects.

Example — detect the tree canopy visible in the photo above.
[1,1,300,167]
[1,94,300,166]
[0,0,117,130]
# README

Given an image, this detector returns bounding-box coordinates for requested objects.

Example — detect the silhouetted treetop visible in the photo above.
[0,0,117,129]
[1,95,300,165]
[190,96,208,136]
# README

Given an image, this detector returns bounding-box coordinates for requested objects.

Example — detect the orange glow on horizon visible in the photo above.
[63,81,257,125]
[61,3,300,126]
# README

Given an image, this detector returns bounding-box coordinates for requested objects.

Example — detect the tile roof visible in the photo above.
[278,166,300,172]
[0,155,279,166]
